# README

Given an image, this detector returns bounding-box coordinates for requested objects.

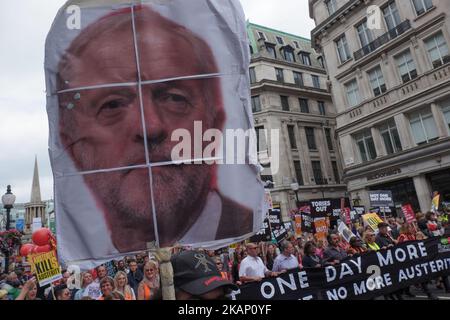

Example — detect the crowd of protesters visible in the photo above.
[0,208,449,300]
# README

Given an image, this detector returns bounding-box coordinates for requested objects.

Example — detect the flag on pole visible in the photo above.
[431,194,440,213]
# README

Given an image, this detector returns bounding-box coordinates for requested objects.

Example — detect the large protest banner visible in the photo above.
[234,237,450,300]
[45,0,266,268]
[29,251,62,286]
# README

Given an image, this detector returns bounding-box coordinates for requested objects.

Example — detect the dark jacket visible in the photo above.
[375,234,394,248]
[302,255,323,268]
[323,246,348,263]
[127,269,143,296]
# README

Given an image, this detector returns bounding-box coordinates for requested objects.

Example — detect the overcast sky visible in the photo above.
[0,0,315,203]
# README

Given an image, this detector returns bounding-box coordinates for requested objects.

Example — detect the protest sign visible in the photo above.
[301,214,314,233]
[234,237,450,300]
[369,191,394,207]
[362,213,384,232]
[298,198,351,219]
[401,204,416,223]
[249,218,271,243]
[29,250,62,286]
[431,194,440,213]
[313,218,328,241]
[15,219,24,233]
[338,222,357,243]
[294,215,302,238]
[46,0,266,267]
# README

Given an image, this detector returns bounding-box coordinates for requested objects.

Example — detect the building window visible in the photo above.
[318,101,326,115]
[355,130,377,162]
[275,68,284,82]
[293,161,304,185]
[409,108,439,145]
[299,98,309,113]
[293,40,300,49]
[324,128,334,151]
[293,71,304,86]
[287,125,297,149]
[345,79,360,107]
[335,34,352,63]
[332,161,340,184]
[317,56,325,68]
[266,44,277,59]
[442,104,450,131]
[255,126,267,152]
[305,127,317,150]
[249,67,256,84]
[312,161,325,185]
[249,45,254,55]
[299,52,311,66]
[325,0,337,16]
[383,1,401,30]
[251,95,261,112]
[283,48,296,62]
[379,121,402,154]
[368,66,387,97]
[395,50,417,83]
[425,32,450,68]
[281,95,290,111]
[356,20,374,48]
[257,31,266,40]
[276,36,284,45]
[412,0,433,16]
[312,75,321,89]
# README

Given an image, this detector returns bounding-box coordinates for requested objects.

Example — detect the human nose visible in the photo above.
[139,92,168,146]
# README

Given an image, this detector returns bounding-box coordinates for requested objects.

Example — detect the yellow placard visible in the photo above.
[29,251,62,286]
[362,213,383,231]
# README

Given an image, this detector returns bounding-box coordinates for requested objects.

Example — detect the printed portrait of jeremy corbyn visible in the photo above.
[53,4,255,253]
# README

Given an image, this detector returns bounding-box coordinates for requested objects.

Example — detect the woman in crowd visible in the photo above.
[315,239,325,259]
[74,271,101,300]
[137,260,161,300]
[15,277,39,300]
[114,271,136,300]
[302,241,323,268]
[347,236,367,256]
[98,276,116,300]
[264,244,276,271]
[231,249,245,284]
[364,232,380,252]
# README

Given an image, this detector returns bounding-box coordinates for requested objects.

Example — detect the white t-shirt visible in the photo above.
[239,256,268,278]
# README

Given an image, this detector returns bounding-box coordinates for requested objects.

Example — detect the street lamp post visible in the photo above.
[291,183,300,207]
[2,185,16,273]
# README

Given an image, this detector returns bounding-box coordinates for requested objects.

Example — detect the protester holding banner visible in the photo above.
[375,222,396,249]
[364,232,381,252]
[302,241,323,268]
[347,237,367,256]
[323,233,347,265]
[272,241,299,273]
[239,243,279,283]
[114,271,136,300]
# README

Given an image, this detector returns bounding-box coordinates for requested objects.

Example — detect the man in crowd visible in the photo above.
[239,243,279,283]
[272,240,299,272]
[171,250,237,300]
[95,265,107,283]
[323,233,348,265]
[127,259,143,296]
[53,4,254,253]
[375,222,396,249]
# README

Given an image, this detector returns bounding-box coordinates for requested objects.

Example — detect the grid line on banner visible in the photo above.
[54,156,224,177]
[131,4,161,248]
[55,72,224,94]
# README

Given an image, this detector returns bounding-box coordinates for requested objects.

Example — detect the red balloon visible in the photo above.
[32,228,53,246]
[20,244,36,257]
[34,245,52,253]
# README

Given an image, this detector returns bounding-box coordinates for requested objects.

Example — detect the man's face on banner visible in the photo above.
[57,8,223,250]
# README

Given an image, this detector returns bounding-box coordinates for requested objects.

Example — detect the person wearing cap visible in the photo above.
[171,250,238,300]
[238,243,279,283]
[375,222,396,249]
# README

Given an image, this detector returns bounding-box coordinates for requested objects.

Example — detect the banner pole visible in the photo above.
[152,244,175,300]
